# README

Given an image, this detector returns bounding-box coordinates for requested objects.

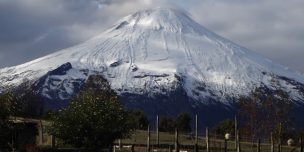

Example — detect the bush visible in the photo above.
[212,119,235,137]
[175,113,191,133]
[126,110,149,130]
[159,117,175,132]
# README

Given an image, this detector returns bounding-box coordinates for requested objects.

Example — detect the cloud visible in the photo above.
[0,0,303,72]
[186,0,304,72]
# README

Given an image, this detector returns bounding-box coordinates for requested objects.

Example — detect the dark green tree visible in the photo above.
[159,117,175,133]
[212,119,235,137]
[49,75,133,150]
[300,128,304,140]
[0,87,41,151]
[0,92,15,119]
[9,81,44,118]
[126,110,149,130]
[0,92,15,151]
[175,113,191,133]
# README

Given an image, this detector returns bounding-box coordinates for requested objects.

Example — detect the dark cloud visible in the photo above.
[0,0,303,73]
[0,0,111,67]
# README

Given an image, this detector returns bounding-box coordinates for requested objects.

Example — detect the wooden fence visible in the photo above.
[114,130,303,152]
[113,115,304,152]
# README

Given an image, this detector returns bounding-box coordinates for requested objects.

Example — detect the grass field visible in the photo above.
[115,130,300,152]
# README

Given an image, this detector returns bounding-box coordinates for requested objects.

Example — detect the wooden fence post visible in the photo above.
[147,125,150,152]
[195,114,198,152]
[224,138,227,152]
[237,129,241,152]
[51,135,56,149]
[271,132,274,152]
[300,135,303,152]
[39,120,43,145]
[131,144,135,152]
[156,115,159,147]
[118,139,122,149]
[194,144,198,152]
[51,121,56,149]
[195,115,198,143]
[257,138,261,152]
[206,127,210,152]
[169,145,173,152]
[175,128,180,152]
[235,115,238,150]
[278,123,282,152]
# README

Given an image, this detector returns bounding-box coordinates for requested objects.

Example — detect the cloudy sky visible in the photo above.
[0,0,304,72]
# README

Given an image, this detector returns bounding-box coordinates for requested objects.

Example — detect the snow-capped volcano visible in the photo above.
[1,8,304,108]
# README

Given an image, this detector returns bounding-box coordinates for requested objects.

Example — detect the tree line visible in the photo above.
[1,75,304,151]
[214,87,303,144]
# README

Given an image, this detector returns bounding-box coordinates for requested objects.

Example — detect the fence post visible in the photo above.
[156,115,159,147]
[175,128,180,152]
[169,145,173,152]
[147,125,150,152]
[206,127,210,152]
[235,115,238,150]
[301,135,303,152]
[271,132,274,152]
[195,114,198,152]
[131,144,135,152]
[224,138,227,152]
[257,138,261,152]
[195,143,198,152]
[118,139,122,149]
[51,121,56,149]
[278,122,282,152]
[51,135,56,149]
[300,135,304,152]
[237,129,241,152]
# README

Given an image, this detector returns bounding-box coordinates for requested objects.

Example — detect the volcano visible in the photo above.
[1,8,304,126]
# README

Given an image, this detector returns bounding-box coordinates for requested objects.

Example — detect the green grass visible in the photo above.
[115,130,300,152]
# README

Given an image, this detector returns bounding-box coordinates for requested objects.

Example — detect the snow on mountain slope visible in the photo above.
[1,8,304,104]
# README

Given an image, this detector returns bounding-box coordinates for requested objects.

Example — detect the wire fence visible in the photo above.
[114,130,303,152]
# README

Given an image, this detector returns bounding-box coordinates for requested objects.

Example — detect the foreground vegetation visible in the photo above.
[1,75,304,151]
[48,75,133,150]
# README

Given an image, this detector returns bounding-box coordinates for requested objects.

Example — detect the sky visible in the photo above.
[0,0,304,72]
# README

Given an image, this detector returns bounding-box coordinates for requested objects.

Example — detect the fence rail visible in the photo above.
[113,129,303,152]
